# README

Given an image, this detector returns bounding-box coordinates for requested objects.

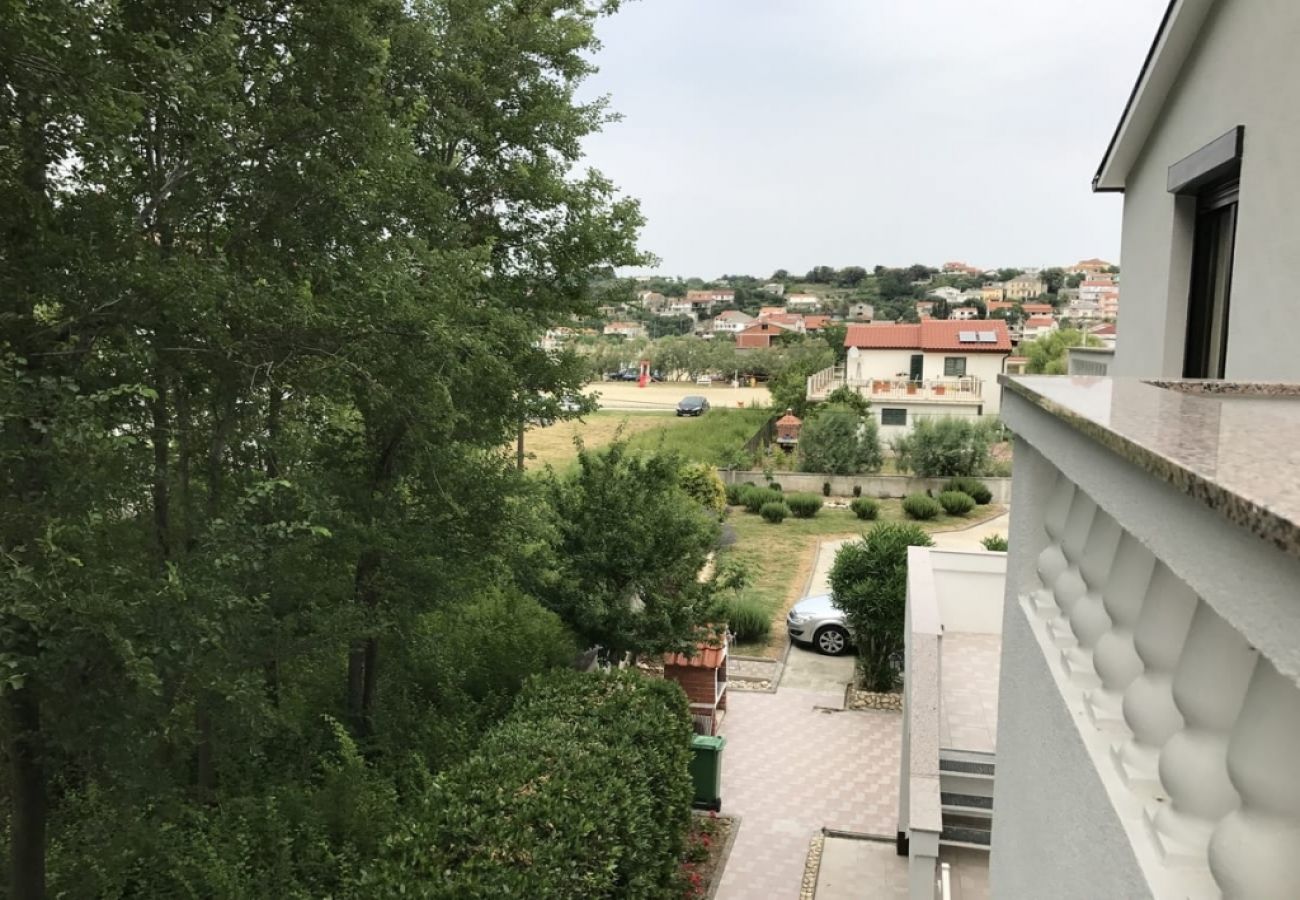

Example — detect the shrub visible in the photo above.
[892,417,992,477]
[769,482,782,492]
[373,670,693,898]
[852,484,862,498]
[850,497,879,520]
[742,486,782,514]
[721,594,772,643]
[943,476,992,505]
[679,463,727,515]
[902,493,942,520]
[724,483,748,506]
[938,490,976,516]
[822,481,831,497]
[760,500,789,523]
[829,523,934,691]
[798,405,884,475]
[785,493,823,518]
[981,534,1009,552]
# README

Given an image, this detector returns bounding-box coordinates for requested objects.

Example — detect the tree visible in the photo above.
[535,441,721,659]
[767,345,837,417]
[835,266,868,288]
[1024,328,1103,374]
[830,524,934,691]
[1066,272,1086,289]
[892,417,995,477]
[805,265,836,284]
[996,268,1024,282]
[932,298,950,319]
[770,269,790,282]
[798,406,884,475]
[1041,267,1066,295]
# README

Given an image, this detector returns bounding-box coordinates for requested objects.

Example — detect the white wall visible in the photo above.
[1113,0,1300,379]
[932,551,1006,634]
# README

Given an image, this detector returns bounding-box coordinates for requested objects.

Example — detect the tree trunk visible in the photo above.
[347,548,382,735]
[8,685,45,900]
[149,381,171,567]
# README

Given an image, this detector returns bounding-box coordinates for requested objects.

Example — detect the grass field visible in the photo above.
[523,407,771,471]
[722,500,1005,657]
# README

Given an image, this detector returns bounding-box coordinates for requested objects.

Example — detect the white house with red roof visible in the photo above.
[1020,315,1059,341]
[805,320,1012,435]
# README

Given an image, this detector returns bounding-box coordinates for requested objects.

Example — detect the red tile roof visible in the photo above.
[1020,303,1054,314]
[802,315,830,330]
[1024,316,1057,327]
[1090,323,1117,335]
[843,320,1011,352]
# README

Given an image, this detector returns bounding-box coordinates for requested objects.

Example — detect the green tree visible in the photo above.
[892,417,995,477]
[1024,328,1103,374]
[1041,267,1067,294]
[830,523,934,691]
[798,406,884,475]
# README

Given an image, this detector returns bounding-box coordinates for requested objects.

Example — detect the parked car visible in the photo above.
[786,593,852,655]
[676,395,710,416]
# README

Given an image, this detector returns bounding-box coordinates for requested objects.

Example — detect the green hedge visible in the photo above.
[784,493,823,518]
[373,670,693,898]
[742,486,782,514]
[760,500,790,523]
[938,491,976,516]
[724,482,748,506]
[722,594,772,643]
[902,493,942,521]
[850,497,879,521]
[943,476,992,505]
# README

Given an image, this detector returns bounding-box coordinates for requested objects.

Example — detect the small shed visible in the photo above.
[774,408,803,453]
[664,632,729,735]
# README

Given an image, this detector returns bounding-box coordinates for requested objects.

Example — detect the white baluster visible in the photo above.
[1054,508,1123,665]
[1037,492,1095,632]
[1113,563,1198,787]
[1034,475,1075,590]
[1084,534,1156,725]
[1148,602,1257,860]
[1208,659,1300,898]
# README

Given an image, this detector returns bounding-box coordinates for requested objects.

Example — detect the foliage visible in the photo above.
[535,440,721,659]
[798,406,884,475]
[943,477,993,505]
[679,463,728,517]
[1023,328,1104,375]
[981,535,1010,552]
[823,482,832,497]
[784,493,824,519]
[769,482,783,492]
[937,491,976,516]
[719,595,773,643]
[892,417,994,477]
[852,484,862,498]
[850,498,880,521]
[742,486,783,514]
[767,348,836,417]
[902,494,943,520]
[824,386,871,416]
[622,408,771,469]
[372,670,693,898]
[760,501,790,524]
[829,524,934,691]
[725,483,749,506]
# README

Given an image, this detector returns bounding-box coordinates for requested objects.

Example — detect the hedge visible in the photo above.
[902,493,942,521]
[373,670,693,898]
[742,486,782,514]
[722,594,772,643]
[724,482,748,506]
[760,500,790,523]
[850,497,879,521]
[938,490,976,516]
[943,476,992,505]
[784,493,823,519]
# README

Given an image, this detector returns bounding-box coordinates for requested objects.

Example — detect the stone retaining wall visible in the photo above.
[719,471,1012,503]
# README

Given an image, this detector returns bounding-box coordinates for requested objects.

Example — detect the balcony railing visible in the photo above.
[993,376,1300,899]
[806,364,845,400]
[806,368,984,403]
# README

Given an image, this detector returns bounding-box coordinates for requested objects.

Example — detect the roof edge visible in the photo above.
[1093,0,1217,193]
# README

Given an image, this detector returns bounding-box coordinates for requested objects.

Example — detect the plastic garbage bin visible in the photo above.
[690,734,725,811]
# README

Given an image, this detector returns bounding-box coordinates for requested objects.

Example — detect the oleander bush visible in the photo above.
[938,490,976,516]
[850,497,880,521]
[901,493,942,521]
[760,501,790,523]
[784,493,823,518]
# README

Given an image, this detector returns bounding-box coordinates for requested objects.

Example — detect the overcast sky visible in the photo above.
[578,0,1170,278]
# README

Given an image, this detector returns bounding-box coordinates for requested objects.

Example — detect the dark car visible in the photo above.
[676,395,710,417]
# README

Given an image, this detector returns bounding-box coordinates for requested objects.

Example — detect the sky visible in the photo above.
[577,0,1171,278]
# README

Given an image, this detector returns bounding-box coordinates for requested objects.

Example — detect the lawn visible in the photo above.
[523,408,771,471]
[721,499,1005,657]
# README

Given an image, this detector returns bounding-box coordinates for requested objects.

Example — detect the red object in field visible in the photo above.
[638,358,651,387]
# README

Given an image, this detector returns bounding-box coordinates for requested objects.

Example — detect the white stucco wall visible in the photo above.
[1112,0,1300,379]
[846,349,1007,422]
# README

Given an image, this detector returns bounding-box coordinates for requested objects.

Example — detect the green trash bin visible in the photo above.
[690,734,725,811]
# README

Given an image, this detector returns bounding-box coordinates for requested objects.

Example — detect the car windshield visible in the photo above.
[681,396,704,405]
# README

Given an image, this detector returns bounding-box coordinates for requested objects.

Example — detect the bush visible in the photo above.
[798,405,884,475]
[822,481,831,497]
[850,497,879,521]
[724,483,748,506]
[785,493,823,518]
[829,523,934,691]
[373,670,693,898]
[902,493,942,520]
[943,476,992,505]
[852,484,862,498]
[769,482,782,492]
[760,500,789,523]
[742,486,782,514]
[981,534,1009,552]
[679,462,727,516]
[938,490,976,516]
[721,594,772,643]
[892,417,992,477]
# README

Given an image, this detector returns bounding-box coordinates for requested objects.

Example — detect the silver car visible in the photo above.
[786,593,853,655]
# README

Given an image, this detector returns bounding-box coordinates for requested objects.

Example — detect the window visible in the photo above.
[944,357,967,377]
[1183,180,1238,378]
[881,408,907,426]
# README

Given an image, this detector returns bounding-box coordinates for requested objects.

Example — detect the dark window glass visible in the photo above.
[944,357,967,377]
[881,408,907,426]
[1184,180,1238,378]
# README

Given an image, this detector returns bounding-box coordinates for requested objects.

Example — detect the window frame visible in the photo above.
[881,408,907,427]
[943,357,967,378]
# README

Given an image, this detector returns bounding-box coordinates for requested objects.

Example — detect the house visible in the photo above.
[1066,257,1114,275]
[1019,302,1054,316]
[942,261,983,275]
[802,315,831,332]
[1019,315,1058,341]
[1065,299,1104,322]
[927,286,963,303]
[762,282,785,296]
[710,310,755,334]
[685,289,734,312]
[636,291,666,312]
[948,305,980,321]
[915,300,936,317]
[848,302,874,321]
[762,313,806,334]
[1087,321,1117,348]
[980,283,1005,303]
[1003,272,1046,301]
[734,319,793,350]
[602,321,647,339]
[758,306,786,319]
[785,293,821,310]
[986,300,1016,315]
[990,4,1300,898]
[663,297,697,319]
[537,326,576,351]
[958,288,986,305]
[805,320,1011,437]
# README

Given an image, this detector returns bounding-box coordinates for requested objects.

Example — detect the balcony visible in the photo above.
[807,366,984,404]
[1066,346,1115,376]
[992,376,1300,899]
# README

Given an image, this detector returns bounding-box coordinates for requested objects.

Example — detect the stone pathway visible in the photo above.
[815,836,909,899]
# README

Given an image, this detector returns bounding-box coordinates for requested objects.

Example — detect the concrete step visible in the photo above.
[941,791,993,819]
